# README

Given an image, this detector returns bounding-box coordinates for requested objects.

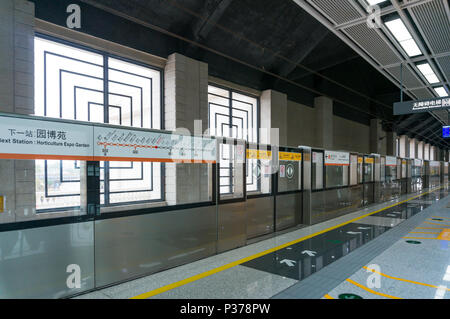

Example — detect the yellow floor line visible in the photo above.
[415,227,447,230]
[346,278,402,299]
[402,237,438,240]
[323,294,334,299]
[363,267,450,291]
[131,187,442,299]
[423,221,450,226]
[409,232,440,234]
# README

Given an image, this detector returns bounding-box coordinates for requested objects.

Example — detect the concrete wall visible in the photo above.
[164,53,210,205]
[0,0,35,224]
[334,116,371,154]
[286,99,372,154]
[286,100,316,147]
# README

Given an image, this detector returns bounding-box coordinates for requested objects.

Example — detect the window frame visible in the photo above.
[207,83,260,194]
[34,33,165,212]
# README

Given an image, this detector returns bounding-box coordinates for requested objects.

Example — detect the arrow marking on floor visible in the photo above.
[280,259,296,267]
[301,250,317,257]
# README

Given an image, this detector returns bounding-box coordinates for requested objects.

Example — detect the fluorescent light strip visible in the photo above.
[434,87,448,97]
[417,63,440,84]
[385,18,423,57]
[367,0,387,5]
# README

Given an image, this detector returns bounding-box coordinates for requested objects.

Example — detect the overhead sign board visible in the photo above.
[324,151,349,166]
[386,156,397,166]
[394,97,450,115]
[430,161,440,167]
[0,116,93,161]
[93,126,217,163]
[0,115,217,163]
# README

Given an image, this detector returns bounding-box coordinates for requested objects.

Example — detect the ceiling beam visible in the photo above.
[190,0,233,41]
[277,28,329,78]
[403,116,435,136]
[289,54,359,81]
[396,112,426,130]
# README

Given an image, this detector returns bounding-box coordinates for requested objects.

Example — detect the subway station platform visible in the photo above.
[75,185,450,300]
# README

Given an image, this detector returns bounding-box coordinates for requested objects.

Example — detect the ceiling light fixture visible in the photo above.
[434,86,449,98]
[366,0,388,5]
[385,18,423,57]
[417,63,440,84]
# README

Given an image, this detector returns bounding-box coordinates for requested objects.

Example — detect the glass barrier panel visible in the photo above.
[386,165,397,182]
[312,151,323,190]
[350,154,358,186]
[219,140,245,200]
[358,156,363,184]
[0,159,87,224]
[325,165,349,188]
[401,160,407,178]
[246,144,272,196]
[278,150,302,193]
[380,157,386,182]
[364,157,374,182]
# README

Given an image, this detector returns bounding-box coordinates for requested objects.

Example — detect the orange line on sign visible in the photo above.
[323,294,334,299]
[0,153,94,161]
[0,153,216,164]
[437,229,450,241]
[93,156,216,164]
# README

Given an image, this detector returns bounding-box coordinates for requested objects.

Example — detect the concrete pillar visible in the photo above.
[386,131,397,156]
[0,0,35,224]
[260,90,287,146]
[315,96,333,149]
[418,141,424,159]
[399,135,410,158]
[164,53,209,205]
[370,119,382,154]
[409,138,418,159]
[424,143,430,160]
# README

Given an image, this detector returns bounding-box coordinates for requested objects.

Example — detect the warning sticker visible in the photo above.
[279,165,285,178]
[246,149,272,160]
[279,152,301,161]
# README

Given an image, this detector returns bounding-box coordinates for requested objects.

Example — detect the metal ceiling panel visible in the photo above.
[410,87,434,99]
[343,23,401,66]
[409,0,450,54]
[385,65,425,89]
[308,0,362,25]
[437,55,450,81]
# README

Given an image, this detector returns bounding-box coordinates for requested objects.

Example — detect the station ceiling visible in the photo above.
[50,0,449,148]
